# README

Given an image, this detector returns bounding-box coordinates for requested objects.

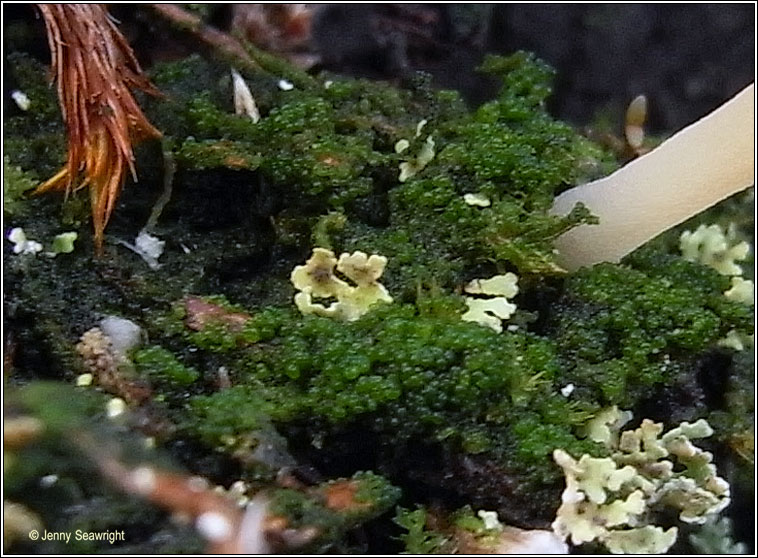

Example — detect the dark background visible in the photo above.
[4,4,755,135]
[309,4,755,133]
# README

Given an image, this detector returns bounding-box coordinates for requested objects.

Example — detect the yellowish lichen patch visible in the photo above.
[291,248,392,321]
[461,273,519,333]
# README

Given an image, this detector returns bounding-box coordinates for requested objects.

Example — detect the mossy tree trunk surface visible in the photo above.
[3,5,754,555]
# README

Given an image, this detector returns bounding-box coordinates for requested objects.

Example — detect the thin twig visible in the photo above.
[144,141,176,233]
[149,4,261,74]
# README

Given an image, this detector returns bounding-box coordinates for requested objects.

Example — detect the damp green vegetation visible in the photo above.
[4,38,753,555]
[393,507,450,554]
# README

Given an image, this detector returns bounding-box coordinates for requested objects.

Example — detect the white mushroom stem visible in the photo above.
[551,83,754,271]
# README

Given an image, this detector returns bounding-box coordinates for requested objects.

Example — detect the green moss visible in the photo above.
[133,345,199,385]
[184,385,282,448]
[549,257,753,407]
[157,298,601,494]
[4,37,751,552]
[173,138,262,171]
[3,155,39,216]
[393,507,449,554]
[141,51,608,280]
[338,471,403,522]
[266,471,400,551]
[4,53,65,177]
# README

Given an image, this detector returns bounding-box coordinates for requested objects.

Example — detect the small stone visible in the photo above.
[76,373,94,387]
[106,397,127,418]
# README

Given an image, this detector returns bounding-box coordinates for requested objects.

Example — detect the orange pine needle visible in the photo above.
[36,4,162,252]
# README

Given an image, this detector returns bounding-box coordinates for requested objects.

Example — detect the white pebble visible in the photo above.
[278,79,294,91]
[106,397,127,418]
[99,316,143,357]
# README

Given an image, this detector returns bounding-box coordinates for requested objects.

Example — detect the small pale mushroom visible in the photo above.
[551,83,754,271]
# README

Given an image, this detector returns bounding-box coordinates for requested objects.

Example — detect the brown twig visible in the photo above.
[149,4,261,74]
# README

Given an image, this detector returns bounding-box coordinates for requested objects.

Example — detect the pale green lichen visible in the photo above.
[476,510,503,531]
[578,406,633,447]
[394,139,410,154]
[461,273,518,333]
[463,192,491,207]
[50,232,78,255]
[724,276,754,305]
[679,224,750,276]
[552,415,731,553]
[602,526,678,554]
[717,329,754,351]
[291,248,392,321]
[719,277,753,348]
[399,135,436,182]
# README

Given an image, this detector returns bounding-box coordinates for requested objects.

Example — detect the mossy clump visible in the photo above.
[4,53,66,177]
[4,33,752,553]
[548,254,752,408]
[394,507,450,554]
[3,155,39,216]
[267,471,401,552]
[139,52,608,297]
[132,345,199,385]
[153,299,600,515]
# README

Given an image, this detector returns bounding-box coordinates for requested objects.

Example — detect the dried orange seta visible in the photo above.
[36,4,162,252]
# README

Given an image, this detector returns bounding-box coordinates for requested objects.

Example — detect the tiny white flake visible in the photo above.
[231,68,260,123]
[278,79,294,91]
[119,231,165,269]
[40,474,59,488]
[560,383,575,397]
[131,466,157,495]
[11,90,30,111]
[463,193,491,207]
[7,228,43,255]
[196,511,233,542]
[187,476,209,492]
[135,231,165,261]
